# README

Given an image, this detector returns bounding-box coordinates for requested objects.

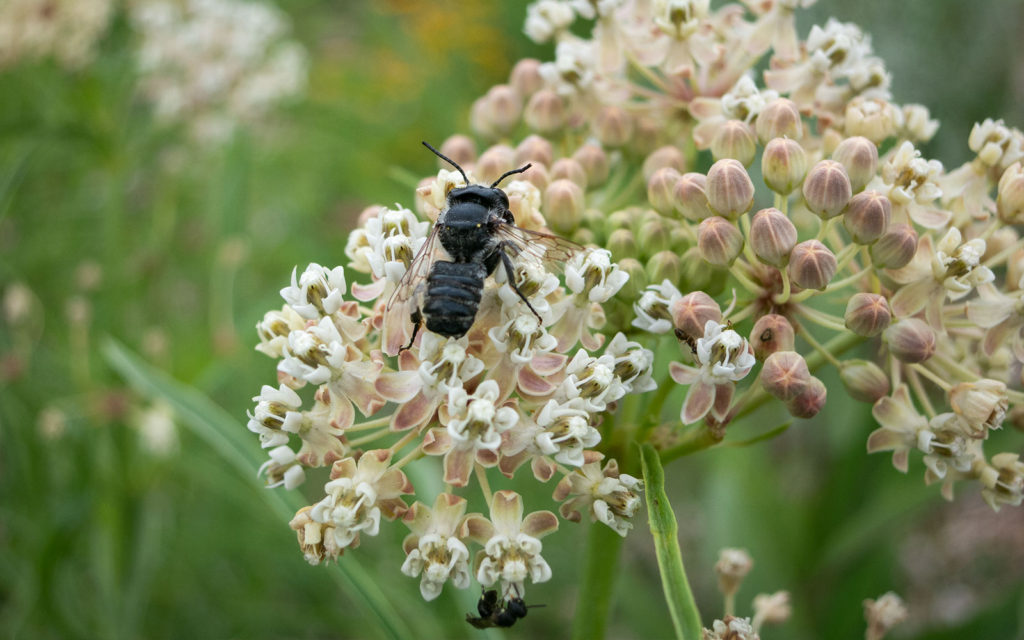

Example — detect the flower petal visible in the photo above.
[682,379,716,424]
[375,370,422,403]
[490,490,524,536]
[521,510,559,539]
[669,361,700,385]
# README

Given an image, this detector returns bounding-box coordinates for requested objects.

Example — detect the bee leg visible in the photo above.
[497,244,543,322]
[399,309,422,353]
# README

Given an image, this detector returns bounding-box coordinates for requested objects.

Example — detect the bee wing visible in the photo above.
[493,221,583,273]
[386,221,442,311]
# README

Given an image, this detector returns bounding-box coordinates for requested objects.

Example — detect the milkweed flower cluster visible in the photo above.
[0,0,112,69]
[130,0,307,143]
[248,0,1024,616]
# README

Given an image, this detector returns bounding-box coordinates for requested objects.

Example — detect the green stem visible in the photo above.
[571,522,625,640]
[658,425,720,464]
[639,444,702,640]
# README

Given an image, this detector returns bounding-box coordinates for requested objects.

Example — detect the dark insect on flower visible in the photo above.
[388,141,581,352]
[465,588,542,629]
[674,327,699,356]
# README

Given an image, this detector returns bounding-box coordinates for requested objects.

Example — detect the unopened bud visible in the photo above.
[440,135,477,169]
[843,190,891,244]
[572,227,596,246]
[615,257,647,301]
[638,216,672,256]
[832,136,878,192]
[594,106,634,148]
[510,58,544,96]
[761,351,810,401]
[674,172,712,222]
[762,137,808,195]
[573,144,610,188]
[607,209,634,231]
[646,251,683,286]
[706,159,754,220]
[544,179,585,234]
[869,224,918,269]
[750,314,795,359]
[607,228,638,260]
[844,293,891,337]
[786,375,826,418]
[749,207,797,267]
[630,114,662,156]
[711,120,757,167]
[648,167,683,215]
[643,146,687,181]
[671,291,722,337]
[550,157,588,189]
[788,240,836,290]
[863,593,907,640]
[803,160,852,219]
[997,162,1024,224]
[476,145,516,186]
[483,84,522,136]
[698,217,745,266]
[840,359,890,403]
[515,134,554,168]
[524,88,566,134]
[755,97,802,143]
[884,318,936,363]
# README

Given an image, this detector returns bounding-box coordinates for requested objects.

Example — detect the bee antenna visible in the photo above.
[422,141,469,185]
[491,163,532,188]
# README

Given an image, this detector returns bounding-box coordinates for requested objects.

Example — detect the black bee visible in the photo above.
[465,588,542,629]
[388,141,581,352]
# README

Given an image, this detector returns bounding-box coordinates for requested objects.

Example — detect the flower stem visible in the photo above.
[474,463,493,505]
[571,522,625,640]
[639,444,702,640]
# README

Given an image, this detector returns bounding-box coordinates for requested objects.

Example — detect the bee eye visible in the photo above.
[502,210,514,224]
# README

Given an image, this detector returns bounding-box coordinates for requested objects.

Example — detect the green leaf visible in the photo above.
[101,338,415,640]
[640,443,702,640]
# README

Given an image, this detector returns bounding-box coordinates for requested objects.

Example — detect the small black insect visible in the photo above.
[388,141,581,352]
[465,588,542,629]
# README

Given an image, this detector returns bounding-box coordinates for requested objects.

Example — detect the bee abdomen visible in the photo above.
[422,261,487,338]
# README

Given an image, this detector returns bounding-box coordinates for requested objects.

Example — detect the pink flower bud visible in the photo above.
[711,120,757,167]
[998,162,1024,224]
[524,89,566,134]
[544,179,585,233]
[749,314,795,359]
[648,167,683,215]
[760,351,810,401]
[643,146,687,181]
[831,136,878,193]
[755,98,802,143]
[573,144,610,188]
[762,138,808,195]
[439,135,477,169]
[706,159,755,220]
[475,145,516,186]
[509,58,544,96]
[515,134,554,168]
[674,172,712,222]
[698,216,745,265]
[839,359,890,403]
[869,224,918,269]
[594,106,634,148]
[671,291,722,336]
[844,293,892,337]
[550,157,588,188]
[803,160,852,219]
[884,318,936,363]
[788,240,836,290]
[786,375,826,418]
[749,207,797,267]
[843,190,891,244]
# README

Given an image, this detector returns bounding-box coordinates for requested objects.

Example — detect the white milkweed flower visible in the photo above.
[533,398,601,467]
[524,0,576,44]
[247,383,304,448]
[632,279,683,334]
[462,491,558,598]
[539,39,596,96]
[566,248,629,303]
[554,455,642,536]
[279,316,348,385]
[280,263,347,319]
[670,320,756,424]
[401,493,473,601]
[259,444,305,489]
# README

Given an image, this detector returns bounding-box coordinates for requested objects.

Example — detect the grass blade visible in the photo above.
[640,443,702,640]
[101,337,415,640]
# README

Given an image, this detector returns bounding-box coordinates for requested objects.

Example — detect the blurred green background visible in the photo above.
[1,1,1023,639]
